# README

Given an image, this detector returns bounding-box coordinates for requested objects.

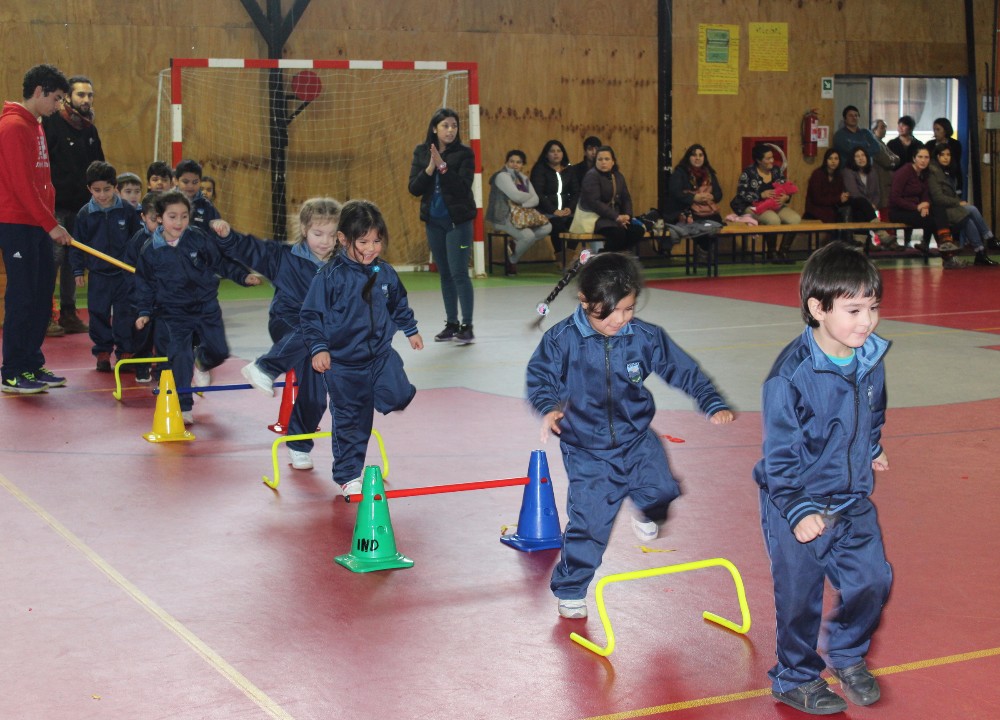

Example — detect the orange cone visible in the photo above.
[268,367,298,434]
[143,369,195,442]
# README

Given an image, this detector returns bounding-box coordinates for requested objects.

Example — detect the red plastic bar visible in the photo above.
[347,475,535,502]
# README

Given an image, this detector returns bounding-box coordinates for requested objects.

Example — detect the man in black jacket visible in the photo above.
[43,75,104,334]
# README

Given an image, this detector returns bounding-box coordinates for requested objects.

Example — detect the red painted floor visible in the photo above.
[2,270,999,719]
[651,265,1000,334]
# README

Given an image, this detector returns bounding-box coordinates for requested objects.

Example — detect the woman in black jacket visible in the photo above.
[665,143,724,254]
[579,146,645,253]
[408,108,477,344]
[529,140,579,263]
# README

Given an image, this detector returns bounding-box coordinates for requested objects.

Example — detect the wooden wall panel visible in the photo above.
[1,0,997,261]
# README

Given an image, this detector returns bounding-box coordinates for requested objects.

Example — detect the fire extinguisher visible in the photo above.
[801,109,819,158]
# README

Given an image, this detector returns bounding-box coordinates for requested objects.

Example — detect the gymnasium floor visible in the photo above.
[2,254,999,719]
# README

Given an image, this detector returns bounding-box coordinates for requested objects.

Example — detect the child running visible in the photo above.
[134,190,259,425]
[211,197,342,471]
[525,252,734,619]
[300,199,423,498]
[755,241,891,715]
[123,191,160,382]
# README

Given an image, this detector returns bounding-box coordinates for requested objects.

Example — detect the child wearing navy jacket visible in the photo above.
[71,161,140,371]
[123,192,159,382]
[300,200,423,498]
[174,158,220,231]
[134,190,259,425]
[211,197,342,471]
[755,241,891,715]
[526,252,734,620]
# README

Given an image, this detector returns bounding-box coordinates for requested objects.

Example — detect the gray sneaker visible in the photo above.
[557,598,587,619]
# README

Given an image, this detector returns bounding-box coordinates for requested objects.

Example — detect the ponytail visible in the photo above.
[532,250,594,328]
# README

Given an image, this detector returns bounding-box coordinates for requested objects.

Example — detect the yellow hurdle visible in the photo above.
[112,356,168,400]
[263,429,388,489]
[570,557,751,657]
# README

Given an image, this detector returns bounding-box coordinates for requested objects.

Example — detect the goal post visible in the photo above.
[156,58,484,274]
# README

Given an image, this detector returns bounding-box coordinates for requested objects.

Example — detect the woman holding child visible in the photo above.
[731,144,801,262]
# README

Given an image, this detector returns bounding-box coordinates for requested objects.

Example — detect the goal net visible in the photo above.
[155,59,482,270]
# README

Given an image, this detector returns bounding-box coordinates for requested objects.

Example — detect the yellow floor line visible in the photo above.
[578,645,1000,720]
[0,473,295,720]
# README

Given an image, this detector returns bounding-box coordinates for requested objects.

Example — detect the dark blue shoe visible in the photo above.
[2,372,48,394]
[32,367,66,388]
[772,677,847,715]
[829,661,880,706]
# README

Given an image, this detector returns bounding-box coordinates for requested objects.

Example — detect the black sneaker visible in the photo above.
[32,367,66,388]
[772,677,847,715]
[434,322,460,342]
[829,661,880,706]
[135,365,152,383]
[454,324,475,345]
[1,372,48,394]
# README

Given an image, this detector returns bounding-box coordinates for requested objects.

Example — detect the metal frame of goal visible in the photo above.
[165,57,485,275]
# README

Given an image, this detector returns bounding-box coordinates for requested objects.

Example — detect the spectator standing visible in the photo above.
[887,116,923,167]
[0,64,72,394]
[832,106,881,164]
[43,74,104,335]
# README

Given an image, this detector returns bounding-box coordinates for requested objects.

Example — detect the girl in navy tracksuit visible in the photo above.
[526,252,734,619]
[300,199,423,498]
[134,190,258,424]
[211,197,342,470]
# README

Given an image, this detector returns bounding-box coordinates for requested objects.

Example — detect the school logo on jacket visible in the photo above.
[627,361,642,384]
[381,284,389,297]
[118,219,127,230]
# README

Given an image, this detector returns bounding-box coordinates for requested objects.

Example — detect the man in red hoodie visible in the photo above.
[0,64,73,394]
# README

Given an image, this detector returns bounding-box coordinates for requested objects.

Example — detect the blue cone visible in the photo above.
[500,449,563,551]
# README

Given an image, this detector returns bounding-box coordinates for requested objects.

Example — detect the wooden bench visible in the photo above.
[719,221,918,264]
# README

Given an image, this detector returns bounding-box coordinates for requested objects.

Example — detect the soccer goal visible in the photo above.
[155,58,483,272]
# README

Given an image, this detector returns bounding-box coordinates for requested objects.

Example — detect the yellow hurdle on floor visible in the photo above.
[570,557,751,657]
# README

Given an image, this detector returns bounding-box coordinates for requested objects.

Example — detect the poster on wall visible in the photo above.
[698,24,740,95]
[748,23,788,72]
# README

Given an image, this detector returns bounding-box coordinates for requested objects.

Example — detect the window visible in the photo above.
[872,77,960,144]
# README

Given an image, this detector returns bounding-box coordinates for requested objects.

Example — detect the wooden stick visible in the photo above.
[70,239,135,274]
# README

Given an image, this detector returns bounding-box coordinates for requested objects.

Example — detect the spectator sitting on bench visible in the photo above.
[731,143,801,263]
[530,140,579,267]
[841,147,894,249]
[579,145,645,254]
[486,149,551,276]
[665,143,724,260]
[927,144,996,268]
[888,146,937,256]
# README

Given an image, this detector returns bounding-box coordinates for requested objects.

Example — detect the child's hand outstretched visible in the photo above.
[135,316,150,330]
[244,274,262,286]
[540,409,564,443]
[793,513,826,543]
[312,351,331,373]
[210,219,230,237]
[408,333,424,350]
[710,409,735,424]
[872,450,889,472]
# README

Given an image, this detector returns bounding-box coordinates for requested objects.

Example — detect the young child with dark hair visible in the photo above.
[145,161,173,193]
[526,252,734,620]
[173,158,220,231]
[71,160,141,371]
[123,191,160,382]
[133,190,259,424]
[300,199,423,497]
[211,197,342,470]
[116,172,143,209]
[755,241,891,715]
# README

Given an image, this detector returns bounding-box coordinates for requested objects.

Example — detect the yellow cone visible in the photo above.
[143,369,195,442]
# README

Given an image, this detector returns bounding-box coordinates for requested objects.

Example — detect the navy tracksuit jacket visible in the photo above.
[526,305,730,599]
[134,225,249,411]
[71,196,141,357]
[215,229,331,451]
[753,327,892,692]
[300,253,419,486]
[187,192,220,231]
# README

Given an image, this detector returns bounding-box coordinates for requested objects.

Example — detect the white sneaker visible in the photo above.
[340,478,363,499]
[288,449,313,470]
[631,514,659,542]
[558,598,587,619]
[192,362,211,388]
[181,410,194,425]
[241,362,274,396]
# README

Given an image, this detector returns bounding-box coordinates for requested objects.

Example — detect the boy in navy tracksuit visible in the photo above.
[211,197,342,470]
[755,241,892,715]
[525,252,734,619]
[134,190,258,424]
[71,161,140,371]
[173,158,220,231]
[300,200,423,498]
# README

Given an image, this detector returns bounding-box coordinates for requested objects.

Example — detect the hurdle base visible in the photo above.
[334,552,414,573]
[500,534,562,552]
